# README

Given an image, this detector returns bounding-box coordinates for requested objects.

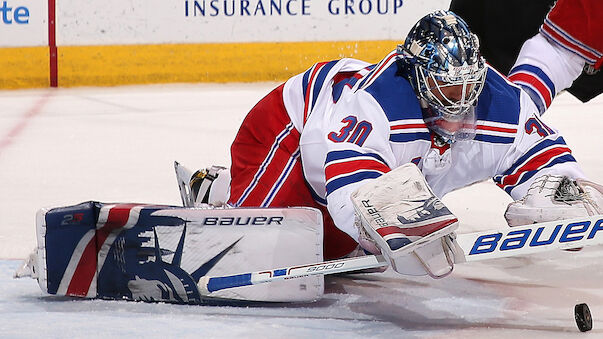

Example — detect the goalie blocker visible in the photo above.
[351,163,462,278]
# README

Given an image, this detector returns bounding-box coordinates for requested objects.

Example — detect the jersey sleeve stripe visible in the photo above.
[326,171,383,196]
[302,64,319,120]
[325,159,390,183]
[505,146,572,183]
[324,150,390,195]
[301,66,312,98]
[509,64,556,95]
[508,75,551,110]
[505,136,569,173]
[303,62,325,124]
[495,153,576,194]
[541,19,600,65]
[311,61,339,109]
[508,69,554,109]
[516,85,547,114]
[325,149,387,164]
[303,61,339,124]
[494,137,576,192]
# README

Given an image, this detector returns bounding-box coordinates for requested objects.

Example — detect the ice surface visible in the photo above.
[0,84,602,337]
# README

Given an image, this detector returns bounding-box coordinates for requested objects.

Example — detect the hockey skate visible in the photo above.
[174,161,230,207]
[14,249,42,280]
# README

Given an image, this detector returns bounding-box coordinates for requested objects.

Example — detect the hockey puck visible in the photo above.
[574,303,592,332]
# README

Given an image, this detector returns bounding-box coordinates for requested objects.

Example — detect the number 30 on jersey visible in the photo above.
[328,115,372,146]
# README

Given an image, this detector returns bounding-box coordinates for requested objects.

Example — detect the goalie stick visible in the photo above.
[199,214,603,293]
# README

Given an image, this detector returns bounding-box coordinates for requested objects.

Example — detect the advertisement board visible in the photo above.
[0,0,47,47]
[1,0,452,88]
[57,0,450,45]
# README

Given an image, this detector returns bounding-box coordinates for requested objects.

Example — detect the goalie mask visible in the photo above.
[398,10,487,143]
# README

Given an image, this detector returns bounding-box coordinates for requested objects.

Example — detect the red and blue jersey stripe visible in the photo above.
[357,50,399,91]
[474,121,518,144]
[494,136,576,194]
[508,64,556,114]
[541,17,602,67]
[332,65,374,103]
[301,60,339,125]
[324,150,390,195]
[389,119,431,143]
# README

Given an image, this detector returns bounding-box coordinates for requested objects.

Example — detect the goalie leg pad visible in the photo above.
[25,202,324,303]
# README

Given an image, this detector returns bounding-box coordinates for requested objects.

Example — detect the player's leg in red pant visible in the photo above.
[228,84,357,259]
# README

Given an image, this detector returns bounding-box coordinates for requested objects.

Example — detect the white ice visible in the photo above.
[0,83,602,338]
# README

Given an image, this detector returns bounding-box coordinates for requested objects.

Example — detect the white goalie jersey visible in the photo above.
[279,53,586,240]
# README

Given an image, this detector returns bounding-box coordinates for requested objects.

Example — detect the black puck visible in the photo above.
[575,303,593,332]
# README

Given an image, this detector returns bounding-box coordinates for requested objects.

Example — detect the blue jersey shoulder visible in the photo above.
[475,68,522,125]
[363,62,423,122]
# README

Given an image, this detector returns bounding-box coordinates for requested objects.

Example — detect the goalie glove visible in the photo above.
[351,163,461,278]
[505,175,603,226]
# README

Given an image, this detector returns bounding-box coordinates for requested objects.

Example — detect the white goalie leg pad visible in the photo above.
[22,202,324,303]
[154,207,323,302]
[351,163,460,278]
[505,175,603,226]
